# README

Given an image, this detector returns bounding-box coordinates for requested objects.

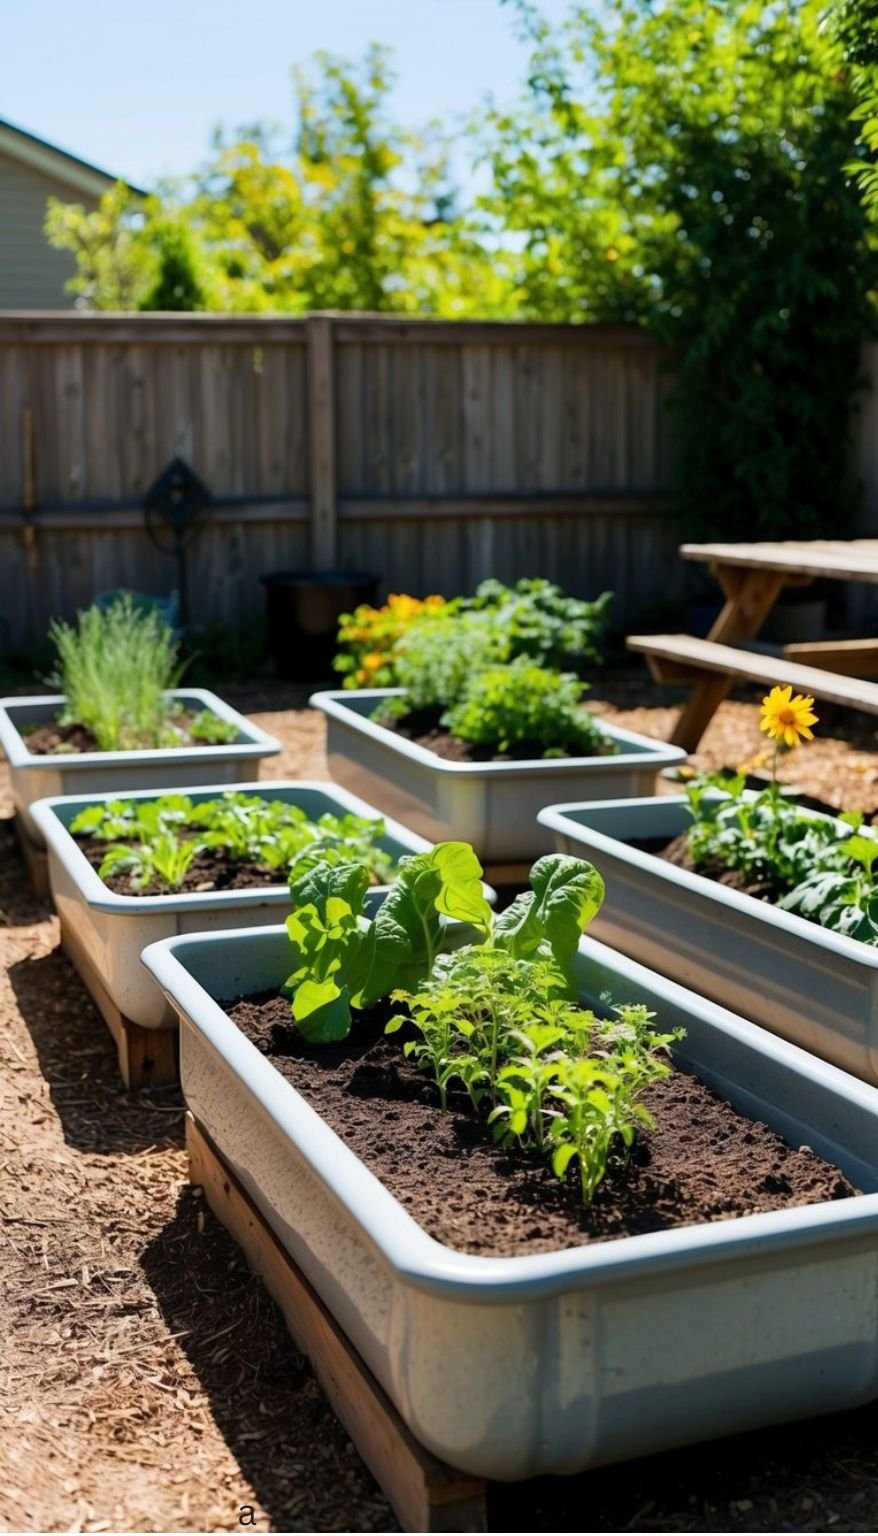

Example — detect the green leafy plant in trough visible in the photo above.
[681,772,878,943]
[459,579,612,673]
[443,658,613,757]
[48,596,236,751]
[342,579,612,701]
[282,842,680,1202]
[386,612,506,714]
[70,791,397,892]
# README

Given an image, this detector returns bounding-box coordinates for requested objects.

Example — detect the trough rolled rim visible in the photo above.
[311,687,688,777]
[538,794,878,973]
[0,690,282,767]
[141,922,878,1305]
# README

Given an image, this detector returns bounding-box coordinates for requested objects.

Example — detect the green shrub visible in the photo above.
[387,613,506,713]
[443,658,612,756]
[460,579,611,671]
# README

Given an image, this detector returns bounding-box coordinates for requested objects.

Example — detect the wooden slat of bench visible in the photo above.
[680,541,878,583]
[626,634,878,714]
[783,638,878,678]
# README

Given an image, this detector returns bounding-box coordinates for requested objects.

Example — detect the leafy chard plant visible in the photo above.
[682,772,878,943]
[683,773,844,890]
[282,843,680,1203]
[780,832,878,943]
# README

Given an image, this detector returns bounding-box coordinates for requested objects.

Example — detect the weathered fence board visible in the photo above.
[0,313,679,650]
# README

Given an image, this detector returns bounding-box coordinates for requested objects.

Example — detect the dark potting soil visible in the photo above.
[377,704,612,763]
[74,836,287,896]
[25,714,220,756]
[658,831,784,902]
[227,992,855,1259]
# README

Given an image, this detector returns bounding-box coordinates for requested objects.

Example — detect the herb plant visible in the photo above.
[282,842,680,1203]
[47,596,234,751]
[386,613,506,714]
[442,659,613,756]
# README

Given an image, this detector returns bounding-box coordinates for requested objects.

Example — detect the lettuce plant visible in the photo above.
[70,791,396,891]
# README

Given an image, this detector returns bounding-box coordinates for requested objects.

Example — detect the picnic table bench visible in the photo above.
[628,539,878,750]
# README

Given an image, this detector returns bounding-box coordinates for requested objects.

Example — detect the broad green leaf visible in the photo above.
[552,1141,577,1179]
[291,978,353,1043]
[494,854,605,963]
[429,841,493,933]
[288,857,370,915]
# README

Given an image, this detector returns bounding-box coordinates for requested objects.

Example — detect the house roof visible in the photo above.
[0,115,147,199]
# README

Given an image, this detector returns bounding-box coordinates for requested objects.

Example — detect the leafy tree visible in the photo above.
[833,0,878,212]
[483,0,876,539]
[45,47,506,317]
[45,182,155,309]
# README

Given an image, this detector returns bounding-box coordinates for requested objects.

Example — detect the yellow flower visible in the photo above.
[759,685,818,749]
[361,652,384,675]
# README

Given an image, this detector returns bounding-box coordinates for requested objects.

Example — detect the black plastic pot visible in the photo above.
[259,569,380,681]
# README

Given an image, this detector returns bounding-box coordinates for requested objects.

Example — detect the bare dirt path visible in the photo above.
[2,688,878,1533]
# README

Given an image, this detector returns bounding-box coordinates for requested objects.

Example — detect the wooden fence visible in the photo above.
[0,313,677,649]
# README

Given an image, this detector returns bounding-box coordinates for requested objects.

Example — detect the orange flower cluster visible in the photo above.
[335,592,447,689]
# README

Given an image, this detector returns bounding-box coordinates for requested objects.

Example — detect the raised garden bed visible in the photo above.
[1,690,281,849]
[312,688,686,862]
[142,920,878,1481]
[539,794,878,1085]
[30,781,438,1087]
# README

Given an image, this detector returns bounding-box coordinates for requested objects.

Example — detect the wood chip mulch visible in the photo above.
[2,679,878,1533]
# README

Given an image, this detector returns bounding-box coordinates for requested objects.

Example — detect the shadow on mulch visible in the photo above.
[0,816,52,928]
[140,1182,878,1535]
[8,943,184,1157]
[139,1176,878,1533]
[140,1186,396,1534]
[489,1400,878,1532]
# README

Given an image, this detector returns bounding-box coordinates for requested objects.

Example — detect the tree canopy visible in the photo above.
[44,0,878,540]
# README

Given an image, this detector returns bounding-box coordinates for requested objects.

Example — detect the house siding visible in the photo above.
[0,155,98,309]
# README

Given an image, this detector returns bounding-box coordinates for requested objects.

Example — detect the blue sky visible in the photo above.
[4,0,574,191]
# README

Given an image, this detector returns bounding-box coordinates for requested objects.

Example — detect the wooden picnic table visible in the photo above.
[627,539,878,751]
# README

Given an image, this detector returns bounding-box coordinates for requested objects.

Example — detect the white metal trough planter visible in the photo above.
[539,795,878,1087]
[30,780,438,1089]
[142,923,878,1482]
[0,690,282,849]
[311,688,687,863]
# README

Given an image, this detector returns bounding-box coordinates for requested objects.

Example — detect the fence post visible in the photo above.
[306,313,337,567]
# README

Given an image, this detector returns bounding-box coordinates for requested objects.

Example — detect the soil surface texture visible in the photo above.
[75,837,288,896]
[4,677,878,1532]
[379,703,611,762]
[659,829,783,902]
[25,714,227,756]
[229,993,855,1258]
